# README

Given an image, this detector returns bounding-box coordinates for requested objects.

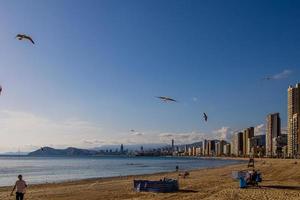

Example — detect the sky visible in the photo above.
[0,0,299,152]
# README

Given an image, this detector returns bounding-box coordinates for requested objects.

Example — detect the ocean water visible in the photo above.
[0,156,243,186]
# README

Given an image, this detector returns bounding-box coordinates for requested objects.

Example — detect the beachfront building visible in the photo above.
[196,147,202,156]
[203,139,209,156]
[215,140,226,156]
[287,84,300,157]
[249,135,266,157]
[223,143,231,156]
[231,132,243,156]
[208,140,216,156]
[266,113,281,157]
[243,127,254,156]
[272,134,288,157]
[171,139,175,152]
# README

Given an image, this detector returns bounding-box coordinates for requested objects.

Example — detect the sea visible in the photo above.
[0,156,243,186]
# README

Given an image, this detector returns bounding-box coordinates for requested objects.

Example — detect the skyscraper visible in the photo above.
[287,84,300,157]
[266,113,281,156]
[231,132,243,156]
[243,127,254,156]
[120,144,124,153]
[171,139,174,152]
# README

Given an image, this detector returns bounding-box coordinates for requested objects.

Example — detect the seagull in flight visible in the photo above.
[16,34,35,44]
[156,96,177,102]
[203,112,208,122]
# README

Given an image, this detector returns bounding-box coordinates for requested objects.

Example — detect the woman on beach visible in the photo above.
[10,175,27,200]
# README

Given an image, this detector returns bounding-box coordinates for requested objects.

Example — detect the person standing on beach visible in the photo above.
[10,175,27,200]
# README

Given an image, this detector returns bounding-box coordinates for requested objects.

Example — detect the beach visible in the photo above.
[0,158,300,200]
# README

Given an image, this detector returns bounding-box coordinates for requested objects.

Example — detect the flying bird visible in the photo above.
[156,96,177,102]
[0,85,2,95]
[203,112,208,122]
[16,34,35,44]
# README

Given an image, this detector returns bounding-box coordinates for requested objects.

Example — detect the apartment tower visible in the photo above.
[287,84,300,157]
[266,113,281,156]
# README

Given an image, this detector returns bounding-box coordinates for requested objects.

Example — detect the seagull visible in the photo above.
[156,96,177,102]
[203,112,208,122]
[0,85,2,95]
[16,34,35,44]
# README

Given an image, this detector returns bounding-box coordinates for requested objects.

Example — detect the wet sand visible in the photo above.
[1,158,300,200]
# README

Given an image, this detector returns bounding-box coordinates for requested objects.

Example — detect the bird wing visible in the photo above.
[203,113,208,121]
[169,98,177,102]
[25,36,35,44]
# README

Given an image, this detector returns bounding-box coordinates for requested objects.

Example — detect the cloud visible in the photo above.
[0,110,104,152]
[213,127,233,141]
[265,69,292,80]
[192,97,198,102]
[254,124,265,135]
[159,132,209,144]
[83,140,106,145]
[130,132,144,136]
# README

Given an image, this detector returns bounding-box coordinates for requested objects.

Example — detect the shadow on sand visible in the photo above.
[178,189,198,193]
[261,185,300,190]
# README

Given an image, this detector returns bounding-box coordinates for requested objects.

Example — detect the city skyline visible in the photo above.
[0,1,300,152]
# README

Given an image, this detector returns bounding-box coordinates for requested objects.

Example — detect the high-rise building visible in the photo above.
[273,134,287,157]
[208,140,216,156]
[120,144,124,153]
[203,139,209,156]
[223,143,231,156]
[171,139,174,152]
[215,140,226,156]
[249,135,266,157]
[243,127,254,156]
[266,113,281,156]
[231,132,243,156]
[287,84,300,157]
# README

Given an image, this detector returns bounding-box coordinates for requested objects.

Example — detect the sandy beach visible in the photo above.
[1,158,300,200]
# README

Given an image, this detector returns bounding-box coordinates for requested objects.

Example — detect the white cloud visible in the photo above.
[0,110,104,152]
[254,124,265,135]
[159,132,209,144]
[130,132,144,136]
[213,127,233,141]
[265,69,292,80]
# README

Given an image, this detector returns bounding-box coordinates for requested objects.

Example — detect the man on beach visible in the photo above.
[10,175,27,200]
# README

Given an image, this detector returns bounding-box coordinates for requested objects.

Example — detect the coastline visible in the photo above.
[1,158,300,199]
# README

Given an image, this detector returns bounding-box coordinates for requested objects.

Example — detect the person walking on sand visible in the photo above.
[10,175,27,200]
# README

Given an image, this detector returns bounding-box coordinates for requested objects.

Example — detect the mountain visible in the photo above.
[28,147,98,157]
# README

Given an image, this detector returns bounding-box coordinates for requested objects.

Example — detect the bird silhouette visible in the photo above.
[203,112,208,122]
[156,96,177,102]
[16,34,35,44]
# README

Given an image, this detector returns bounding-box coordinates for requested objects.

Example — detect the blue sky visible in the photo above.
[0,0,299,151]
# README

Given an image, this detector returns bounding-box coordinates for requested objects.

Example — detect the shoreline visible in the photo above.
[1,159,300,199]
[0,157,245,188]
